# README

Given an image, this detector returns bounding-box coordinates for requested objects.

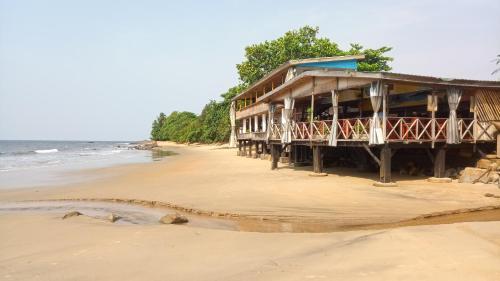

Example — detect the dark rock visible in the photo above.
[159,213,189,224]
[108,213,121,223]
[62,211,82,219]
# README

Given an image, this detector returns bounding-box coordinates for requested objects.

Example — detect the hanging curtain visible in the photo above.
[266,104,275,142]
[285,67,296,82]
[229,101,237,147]
[254,115,259,132]
[281,96,295,143]
[369,81,384,145]
[328,90,339,146]
[248,117,252,133]
[446,87,462,144]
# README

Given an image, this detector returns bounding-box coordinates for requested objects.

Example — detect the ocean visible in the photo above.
[0,140,154,188]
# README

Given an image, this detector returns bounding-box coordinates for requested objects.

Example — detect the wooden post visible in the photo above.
[380,145,391,183]
[293,145,298,164]
[248,141,254,157]
[434,147,446,178]
[242,141,247,156]
[431,92,436,149]
[310,94,315,141]
[382,85,388,142]
[288,144,294,166]
[271,144,279,170]
[312,146,323,173]
[471,94,477,143]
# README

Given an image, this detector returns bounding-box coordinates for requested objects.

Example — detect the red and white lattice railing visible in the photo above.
[246,117,496,143]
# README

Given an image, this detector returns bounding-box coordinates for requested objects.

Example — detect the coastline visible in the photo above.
[1,142,500,280]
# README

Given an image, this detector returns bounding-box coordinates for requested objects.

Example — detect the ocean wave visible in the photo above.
[79,150,122,156]
[34,149,59,154]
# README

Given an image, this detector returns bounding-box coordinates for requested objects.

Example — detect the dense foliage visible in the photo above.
[236,26,392,86]
[151,26,393,143]
[150,111,198,142]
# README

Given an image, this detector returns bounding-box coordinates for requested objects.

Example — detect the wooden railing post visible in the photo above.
[382,85,388,143]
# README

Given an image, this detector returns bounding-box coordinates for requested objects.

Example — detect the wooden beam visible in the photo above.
[380,146,392,183]
[382,84,388,142]
[271,144,279,170]
[312,146,323,173]
[362,144,381,166]
[434,147,446,178]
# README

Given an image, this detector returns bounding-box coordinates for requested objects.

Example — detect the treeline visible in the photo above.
[150,26,393,143]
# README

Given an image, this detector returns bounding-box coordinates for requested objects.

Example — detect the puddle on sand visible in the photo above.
[3,201,499,233]
[151,150,178,161]
[0,201,237,231]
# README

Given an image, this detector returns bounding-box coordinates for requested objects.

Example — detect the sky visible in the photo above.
[0,0,499,141]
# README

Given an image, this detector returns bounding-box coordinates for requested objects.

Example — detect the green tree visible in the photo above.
[150,112,166,140]
[236,26,393,86]
[156,111,199,142]
[346,43,393,72]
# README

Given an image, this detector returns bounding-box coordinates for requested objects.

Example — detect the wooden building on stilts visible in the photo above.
[228,56,500,186]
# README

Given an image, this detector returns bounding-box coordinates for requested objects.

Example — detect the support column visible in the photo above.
[271,144,279,170]
[428,147,451,183]
[252,141,258,158]
[310,145,326,176]
[288,144,294,167]
[247,141,253,157]
[380,146,391,183]
[237,140,242,156]
[373,145,397,186]
[242,140,247,156]
[434,148,446,178]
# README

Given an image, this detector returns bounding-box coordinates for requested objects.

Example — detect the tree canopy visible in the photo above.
[236,26,392,86]
[151,26,393,143]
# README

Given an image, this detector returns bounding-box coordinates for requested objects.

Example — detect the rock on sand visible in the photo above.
[159,213,189,224]
[62,211,82,219]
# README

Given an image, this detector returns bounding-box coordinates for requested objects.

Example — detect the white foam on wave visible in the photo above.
[79,149,122,157]
[34,149,59,154]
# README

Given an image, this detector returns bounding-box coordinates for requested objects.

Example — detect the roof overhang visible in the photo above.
[231,55,366,102]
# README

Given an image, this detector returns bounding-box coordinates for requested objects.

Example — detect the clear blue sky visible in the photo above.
[1,0,499,141]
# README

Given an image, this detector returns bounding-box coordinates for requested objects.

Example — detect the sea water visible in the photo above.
[0,140,153,188]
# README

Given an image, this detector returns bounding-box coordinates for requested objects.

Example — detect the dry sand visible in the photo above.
[1,143,500,280]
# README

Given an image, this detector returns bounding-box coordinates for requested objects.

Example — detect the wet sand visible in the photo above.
[1,143,500,280]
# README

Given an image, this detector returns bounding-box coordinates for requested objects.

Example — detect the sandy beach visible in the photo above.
[1,143,500,280]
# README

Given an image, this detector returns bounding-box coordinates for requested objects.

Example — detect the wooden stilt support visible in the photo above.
[247,141,253,158]
[288,144,294,167]
[374,145,397,186]
[380,146,391,183]
[271,144,279,170]
[309,145,327,176]
[242,141,247,156]
[434,147,446,178]
[252,142,258,158]
[428,147,451,183]
[293,145,298,164]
